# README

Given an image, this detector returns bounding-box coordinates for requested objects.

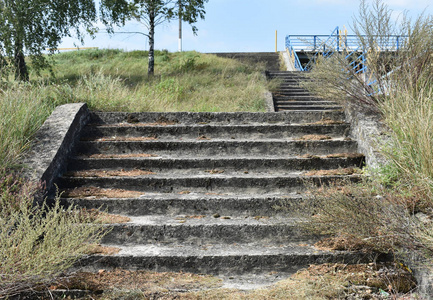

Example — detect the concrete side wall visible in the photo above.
[344,103,388,169]
[281,51,296,71]
[22,103,90,199]
[345,102,433,299]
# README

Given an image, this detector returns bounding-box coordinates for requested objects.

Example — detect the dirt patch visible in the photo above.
[306,118,345,125]
[87,244,121,256]
[299,153,364,159]
[86,153,158,159]
[303,167,360,176]
[325,152,365,158]
[79,208,131,224]
[83,136,158,142]
[197,135,211,140]
[62,187,144,198]
[65,169,156,178]
[205,169,225,174]
[50,269,222,295]
[104,121,178,127]
[297,134,332,141]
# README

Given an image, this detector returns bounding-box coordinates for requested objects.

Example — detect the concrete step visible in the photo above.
[88,111,346,126]
[60,193,303,217]
[272,95,331,102]
[76,243,384,275]
[101,216,315,245]
[66,156,364,172]
[81,123,351,140]
[74,139,357,157]
[58,174,360,194]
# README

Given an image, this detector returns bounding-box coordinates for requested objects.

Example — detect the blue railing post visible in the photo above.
[336,28,340,52]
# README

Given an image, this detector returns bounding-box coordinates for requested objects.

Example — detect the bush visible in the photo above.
[0,171,106,298]
[297,0,433,266]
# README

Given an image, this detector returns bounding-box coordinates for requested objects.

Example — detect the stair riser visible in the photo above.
[67,157,364,172]
[89,111,345,125]
[75,140,358,156]
[102,224,313,245]
[273,101,339,106]
[77,252,383,275]
[81,124,350,140]
[61,197,302,217]
[59,176,359,194]
[273,96,332,101]
[275,106,342,111]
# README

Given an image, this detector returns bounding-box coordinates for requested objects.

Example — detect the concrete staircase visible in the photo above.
[267,71,341,112]
[57,110,373,288]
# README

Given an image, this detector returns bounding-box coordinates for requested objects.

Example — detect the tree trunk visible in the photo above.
[148,8,155,76]
[14,41,29,81]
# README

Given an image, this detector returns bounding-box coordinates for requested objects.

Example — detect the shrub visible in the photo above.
[0,171,106,298]
[297,0,433,267]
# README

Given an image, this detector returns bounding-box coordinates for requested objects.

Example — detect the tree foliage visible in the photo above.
[0,0,97,81]
[100,0,208,75]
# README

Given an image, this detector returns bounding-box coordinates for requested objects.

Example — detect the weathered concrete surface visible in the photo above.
[89,111,346,125]
[22,103,90,198]
[264,91,275,112]
[344,102,388,169]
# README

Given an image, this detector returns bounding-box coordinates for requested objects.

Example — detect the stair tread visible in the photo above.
[98,242,329,257]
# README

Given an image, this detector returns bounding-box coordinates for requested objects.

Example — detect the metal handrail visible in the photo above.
[285,36,304,71]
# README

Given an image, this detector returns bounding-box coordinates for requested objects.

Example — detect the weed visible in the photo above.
[0,172,106,298]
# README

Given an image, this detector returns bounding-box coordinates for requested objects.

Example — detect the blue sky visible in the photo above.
[60,0,432,53]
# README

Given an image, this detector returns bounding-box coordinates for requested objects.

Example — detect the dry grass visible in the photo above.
[306,118,345,125]
[65,169,156,178]
[47,263,416,299]
[297,134,332,141]
[303,167,360,176]
[87,244,121,256]
[78,208,130,224]
[84,136,158,141]
[50,269,222,295]
[62,186,144,198]
[86,153,158,159]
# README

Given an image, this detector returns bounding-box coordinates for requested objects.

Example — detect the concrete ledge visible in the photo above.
[264,91,275,112]
[22,103,90,199]
[344,102,388,169]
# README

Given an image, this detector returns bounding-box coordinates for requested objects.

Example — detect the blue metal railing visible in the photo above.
[285,36,304,71]
[285,27,406,92]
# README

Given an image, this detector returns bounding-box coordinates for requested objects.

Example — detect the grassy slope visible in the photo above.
[43,49,270,112]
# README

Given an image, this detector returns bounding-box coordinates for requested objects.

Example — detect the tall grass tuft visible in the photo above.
[0,83,58,169]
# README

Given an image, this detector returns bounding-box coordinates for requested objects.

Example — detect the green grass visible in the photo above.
[40,49,271,112]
